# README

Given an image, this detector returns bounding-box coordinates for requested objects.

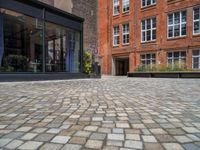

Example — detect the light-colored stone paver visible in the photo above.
[108,134,125,141]
[0,138,12,147]
[39,143,63,150]
[5,140,24,149]
[62,144,82,150]
[85,140,103,149]
[51,136,70,144]
[124,140,143,149]
[18,141,43,150]
[21,133,38,140]
[142,135,157,143]
[163,143,184,150]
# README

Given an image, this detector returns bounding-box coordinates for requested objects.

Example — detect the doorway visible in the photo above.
[115,57,129,76]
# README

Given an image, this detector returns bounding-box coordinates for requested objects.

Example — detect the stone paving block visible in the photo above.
[3,131,24,139]
[98,128,111,133]
[126,134,140,140]
[16,127,32,132]
[69,137,87,145]
[174,135,193,143]
[163,143,184,150]
[103,146,119,150]
[124,140,143,149]
[144,143,164,150]
[0,138,12,147]
[90,133,106,140]
[150,128,167,134]
[0,125,7,129]
[47,128,62,134]
[142,135,157,143]
[34,133,55,142]
[84,126,98,131]
[131,124,146,129]
[39,143,63,150]
[74,131,91,137]
[108,134,125,141]
[51,136,70,144]
[155,134,176,142]
[113,128,124,134]
[116,123,130,128]
[5,140,24,149]
[62,144,82,150]
[85,140,103,149]
[32,128,47,133]
[182,127,200,134]
[18,141,43,150]
[167,128,185,135]
[183,143,200,150]
[107,140,123,147]
[21,133,38,140]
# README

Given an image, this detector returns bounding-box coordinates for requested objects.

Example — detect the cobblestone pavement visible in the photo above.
[0,76,200,150]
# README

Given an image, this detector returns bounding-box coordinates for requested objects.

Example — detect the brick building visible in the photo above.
[98,0,200,75]
[40,0,98,51]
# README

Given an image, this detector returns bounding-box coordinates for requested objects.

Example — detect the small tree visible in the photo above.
[83,51,93,74]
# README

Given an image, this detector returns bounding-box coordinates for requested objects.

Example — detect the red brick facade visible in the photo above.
[98,0,200,75]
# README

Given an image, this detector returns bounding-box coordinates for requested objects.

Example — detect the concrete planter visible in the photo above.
[127,72,200,78]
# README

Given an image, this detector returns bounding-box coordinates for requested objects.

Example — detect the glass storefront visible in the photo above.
[45,22,80,73]
[0,7,82,73]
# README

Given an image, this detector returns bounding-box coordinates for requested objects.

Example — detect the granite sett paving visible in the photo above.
[0,76,199,149]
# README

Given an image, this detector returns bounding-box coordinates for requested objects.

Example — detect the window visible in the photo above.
[192,50,200,69]
[167,51,186,68]
[193,7,200,35]
[141,17,156,42]
[122,0,129,13]
[122,23,129,44]
[140,53,156,68]
[113,0,120,16]
[142,0,156,8]
[113,26,120,46]
[168,11,187,38]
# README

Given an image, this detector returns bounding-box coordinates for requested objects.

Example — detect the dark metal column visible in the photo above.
[42,8,46,73]
[80,30,84,73]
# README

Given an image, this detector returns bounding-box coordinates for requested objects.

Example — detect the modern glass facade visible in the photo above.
[0,0,83,73]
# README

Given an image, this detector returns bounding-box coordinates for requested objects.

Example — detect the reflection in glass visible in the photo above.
[0,8,43,72]
[45,22,80,73]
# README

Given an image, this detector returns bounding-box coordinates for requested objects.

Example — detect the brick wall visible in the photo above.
[99,0,200,75]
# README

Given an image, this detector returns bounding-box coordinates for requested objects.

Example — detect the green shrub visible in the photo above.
[4,55,28,72]
[83,51,93,74]
[135,62,199,72]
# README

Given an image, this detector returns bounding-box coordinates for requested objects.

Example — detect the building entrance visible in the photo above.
[115,58,129,76]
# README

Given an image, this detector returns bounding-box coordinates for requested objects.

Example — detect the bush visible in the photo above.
[4,55,28,72]
[83,51,93,74]
[135,61,198,72]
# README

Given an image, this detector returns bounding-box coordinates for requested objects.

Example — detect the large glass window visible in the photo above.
[141,17,156,42]
[193,7,200,35]
[192,50,200,69]
[45,22,80,73]
[122,23,129,45]
[0,8,43,72]
[168,11,187,38]
[140,53,156,68]
[167,51,186,68]
[142,0,156,8]
[0,8,81,73]
[113,25,120,46]
[122,0,129,13]
[113,0,120,16]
